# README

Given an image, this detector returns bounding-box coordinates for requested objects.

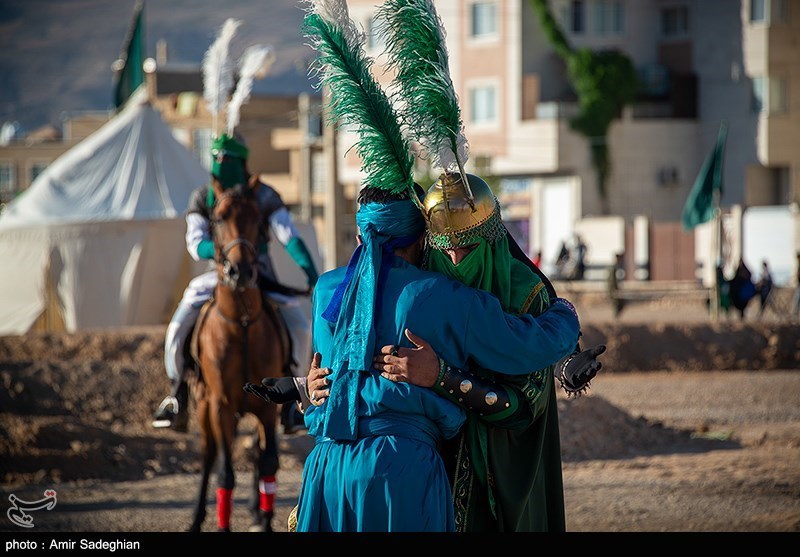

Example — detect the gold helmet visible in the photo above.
[423,172,505,250]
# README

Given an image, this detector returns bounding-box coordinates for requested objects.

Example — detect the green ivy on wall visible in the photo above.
[529,0,639,201]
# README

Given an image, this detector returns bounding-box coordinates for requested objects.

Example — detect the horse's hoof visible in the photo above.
[249,510,273,532]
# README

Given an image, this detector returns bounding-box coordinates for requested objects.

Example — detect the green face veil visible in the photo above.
[210,134,249,190]
[427,236,512,312]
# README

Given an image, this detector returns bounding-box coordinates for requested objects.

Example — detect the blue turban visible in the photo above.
[320,199,426,440]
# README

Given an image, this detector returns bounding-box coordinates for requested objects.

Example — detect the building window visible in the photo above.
[470,85,497,124]
[593,0,624,35]
[638,64,670,97]
[28,161,49,184]
[193,128,214,172]
[769,77,788,113]
[750,0,766,21]
[660,5,689,37]
[752,77,766,112]
[500,177,531,194]
[752,76,787,114]
[306,108,323,140]
[471,2,498,38]
[0,161,16,202]
[750,0,786,23]
[772,0,787,22]
[311,150,326,194]
[771,167,791,204]
[561,1,586,34]
[366,15,386,52]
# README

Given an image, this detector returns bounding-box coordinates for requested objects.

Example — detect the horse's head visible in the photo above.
[211,182,261,291]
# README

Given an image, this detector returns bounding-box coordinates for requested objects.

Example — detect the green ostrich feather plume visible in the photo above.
[377,0,469,181]
[302,2,417,202]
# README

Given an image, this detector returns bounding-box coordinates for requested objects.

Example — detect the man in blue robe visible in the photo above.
[291,186,580,532]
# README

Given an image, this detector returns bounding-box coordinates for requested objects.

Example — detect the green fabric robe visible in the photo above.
[430,248,566,532]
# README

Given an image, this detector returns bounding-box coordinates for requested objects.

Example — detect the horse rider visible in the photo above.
[152,134,319,433]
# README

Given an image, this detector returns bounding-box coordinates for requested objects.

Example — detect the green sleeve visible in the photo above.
[433,360,535,430]
[483,295,556,428]
[433,288,554,429]
[286,237,319,287]
[197,240,215,260]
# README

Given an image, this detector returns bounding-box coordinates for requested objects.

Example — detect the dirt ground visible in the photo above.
[1,296,799,535]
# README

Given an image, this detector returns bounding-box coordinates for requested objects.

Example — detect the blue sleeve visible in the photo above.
[460,291,579,375]
[303,287,330,431]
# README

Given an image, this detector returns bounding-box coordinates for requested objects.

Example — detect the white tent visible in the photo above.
[0,93,210,335]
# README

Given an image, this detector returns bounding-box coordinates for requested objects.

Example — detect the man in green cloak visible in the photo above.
[374,172,604,531]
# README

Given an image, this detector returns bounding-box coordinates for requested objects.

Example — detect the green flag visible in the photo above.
[113,1,145,109]
[682,121,728,230]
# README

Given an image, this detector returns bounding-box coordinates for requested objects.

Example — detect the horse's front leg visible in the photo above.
[214,406,237,532]
[250,416,279,532]
[189,394,214,532]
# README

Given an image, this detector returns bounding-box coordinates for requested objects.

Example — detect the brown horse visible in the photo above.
[188,179,289,532]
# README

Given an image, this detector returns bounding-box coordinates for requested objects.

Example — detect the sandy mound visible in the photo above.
[1,322,796,484]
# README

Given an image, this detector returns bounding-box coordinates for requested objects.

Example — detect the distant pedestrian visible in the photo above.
[793,252,800,322]
[555,241,570,279]
[729,258,756,320]
[715,264,731,317]
[574,235,588,280]
[756,259,773,319]
[607,252,625,317]
[531,250,542,268]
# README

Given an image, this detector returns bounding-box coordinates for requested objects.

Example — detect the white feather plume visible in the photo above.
[202,18,241,136]
[306,0,363,48]
[226,45,275,135]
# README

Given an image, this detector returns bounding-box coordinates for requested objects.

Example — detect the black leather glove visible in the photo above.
[243,377,301,404]
[556,344,606,397]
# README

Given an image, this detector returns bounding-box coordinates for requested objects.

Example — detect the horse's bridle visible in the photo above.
[212,189,260,292]
[211,188,263,326]
[218,237,259,291]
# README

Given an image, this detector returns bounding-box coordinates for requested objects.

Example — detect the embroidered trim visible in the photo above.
[451,431,472,533]
[553,297,579,320]
[519,281,545,314]
[426,203,505,250]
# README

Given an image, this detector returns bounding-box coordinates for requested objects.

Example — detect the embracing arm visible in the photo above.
[431,359,543,429]
[375,316,604,428]
[375,329,545,430]
[373,287,579,382]
[430,343,604,425]
[461,295,580,374]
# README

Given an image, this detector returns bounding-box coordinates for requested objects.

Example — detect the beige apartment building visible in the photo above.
[343,0,799,282]
[2,0,798,282]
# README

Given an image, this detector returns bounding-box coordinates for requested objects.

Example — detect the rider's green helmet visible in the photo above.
[210,134,249,190]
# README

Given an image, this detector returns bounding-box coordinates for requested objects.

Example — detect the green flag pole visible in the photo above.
[711,184,721,321]
[112,1,145,110]
[710,120,727,321]
[682,120,727,320]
